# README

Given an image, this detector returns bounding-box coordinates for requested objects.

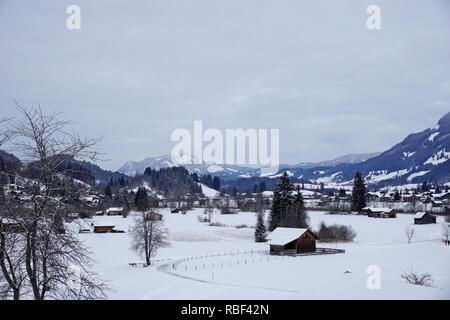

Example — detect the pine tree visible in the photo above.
[268,188,281,231]
[278,172,293,224]
[254,210,266,242]
[105,184,112,199]
[135,186,149,211]
[351,171,367,213]
[285,185,309,228]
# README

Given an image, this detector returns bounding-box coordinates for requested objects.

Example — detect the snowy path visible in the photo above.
[157,255,301,294]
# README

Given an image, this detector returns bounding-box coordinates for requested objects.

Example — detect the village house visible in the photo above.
[267,227,318,255]
[414,212,436,225]
[106,207,125,216]
[361,207,397,218]
[0,218,24,233]
[145,211,163,221]
[93,225,116,233]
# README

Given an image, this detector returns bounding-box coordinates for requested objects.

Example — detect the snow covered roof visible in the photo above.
[267,227,311,245]
[106,207,124,212]
[362,207,392,213]
[414,212,427,219]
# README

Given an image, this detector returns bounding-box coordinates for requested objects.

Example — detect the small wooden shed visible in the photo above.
[267,227,318,255]
[362,207,396,218]
[106,207,124,216]
[145,211,163,221]
[414,212,436,225]
[94,225,115,233]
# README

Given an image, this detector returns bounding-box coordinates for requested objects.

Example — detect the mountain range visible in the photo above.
[2,112,449,188]
[118,112,450,187]
[285,112,450,187]
[117,153,380,179]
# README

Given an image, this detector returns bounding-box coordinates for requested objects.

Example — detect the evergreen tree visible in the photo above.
[278,172,293,223]
[135,186,149,211]
[351,171,367,213]
[254,210,266,242]
[394,190,401,201]
[105,184,112,199]
[268,188,281,231]
[284,185,309,228]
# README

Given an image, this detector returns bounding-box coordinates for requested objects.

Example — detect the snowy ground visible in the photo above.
[76,209,450,299]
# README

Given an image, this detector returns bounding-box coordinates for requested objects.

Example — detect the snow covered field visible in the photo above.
[76,209,450,299]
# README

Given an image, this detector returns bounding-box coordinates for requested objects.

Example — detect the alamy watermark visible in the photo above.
[366,265,382,290]
[66,5,81,30]
[366,5,381,30]
[170,121,280,175]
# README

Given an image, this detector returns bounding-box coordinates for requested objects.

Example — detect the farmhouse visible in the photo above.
[106,207,124,216]
[361,207,396,218]
[94,225,115,233]
[414,212,436,225]
[0,218,24,233]
[145,211,163,221]
[267,227,318,255]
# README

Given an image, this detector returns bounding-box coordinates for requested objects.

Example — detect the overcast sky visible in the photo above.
[1,0,449,170]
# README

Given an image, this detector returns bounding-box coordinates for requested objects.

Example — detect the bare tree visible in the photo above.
[0,226,28,300]
[401,268,433,287]
[130,212,169,266]
[405,227,416,244]
[0,103,107,300]
[0,117,14,147]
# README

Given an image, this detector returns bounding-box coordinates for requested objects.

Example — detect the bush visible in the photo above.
[208,222,228,227]
[318,221,356,242]
[235,224,249,229]
[401,269,433,287]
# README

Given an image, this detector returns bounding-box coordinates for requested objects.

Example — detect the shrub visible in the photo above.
[318,221,356,242]
[235,224,249,229]
[401,269,433,287]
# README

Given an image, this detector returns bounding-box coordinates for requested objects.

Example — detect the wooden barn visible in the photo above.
[94,225,115,233]
[0,221,24,233]
[106,207,124,216]
[145,211,163,221]
[414,212,436,225]
[362,207,397,218]
[267,227,318,255]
